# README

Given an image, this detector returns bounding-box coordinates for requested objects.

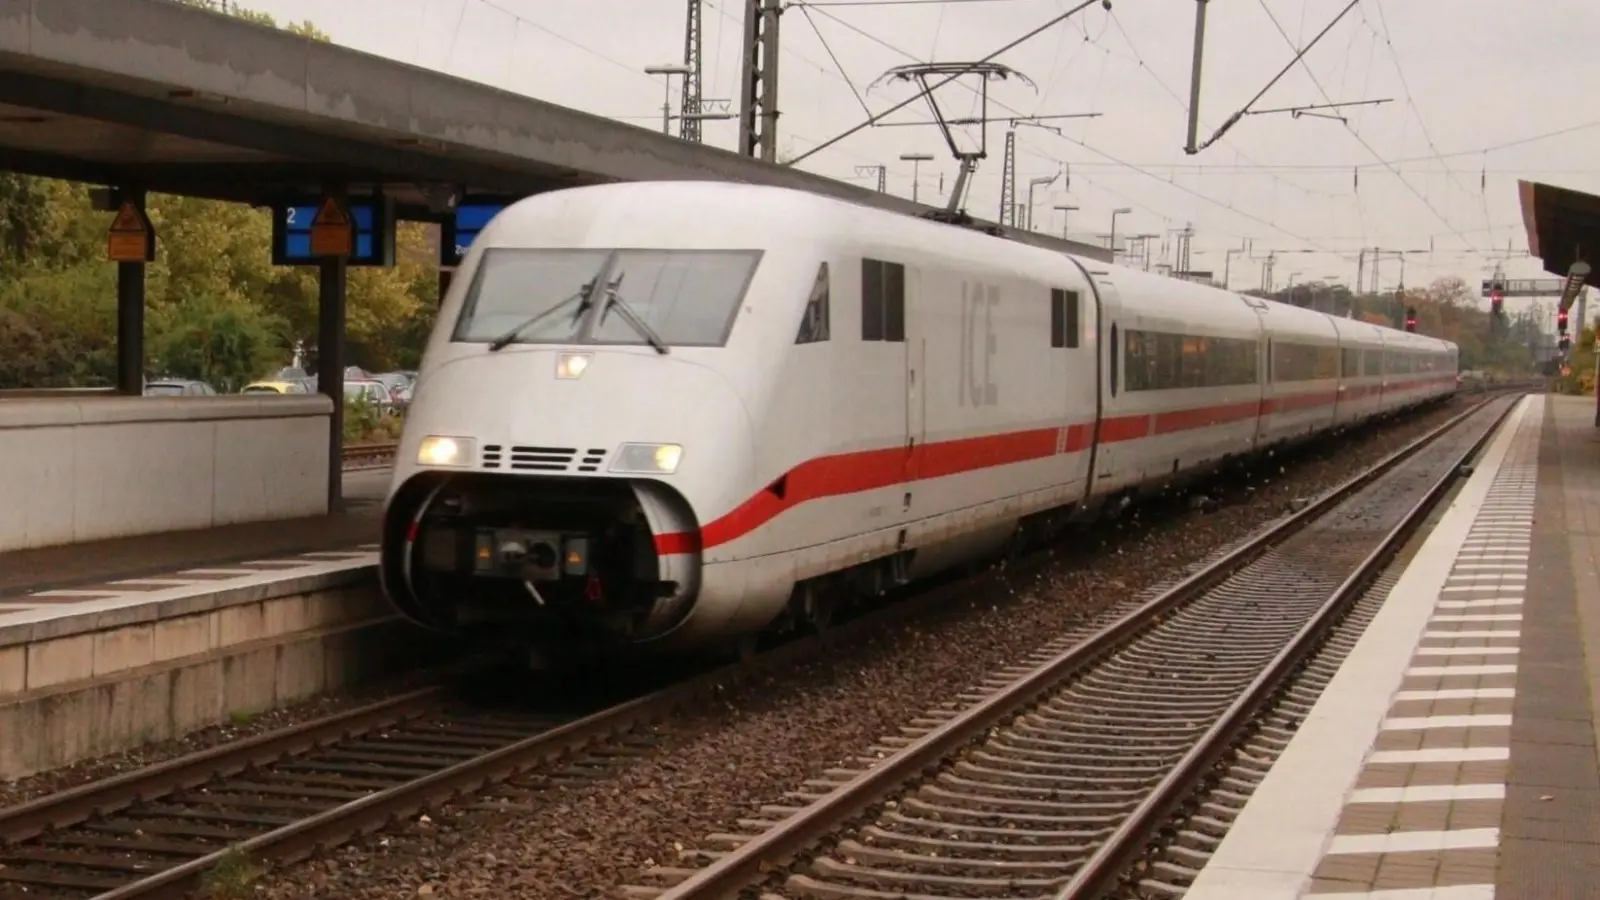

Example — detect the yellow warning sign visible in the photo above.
[309,196,353,257]
[106,200,153,263]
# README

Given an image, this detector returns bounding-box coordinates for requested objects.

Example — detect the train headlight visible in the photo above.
[556,352,592,380]
[416,435,475,467]
[609,442,683,474]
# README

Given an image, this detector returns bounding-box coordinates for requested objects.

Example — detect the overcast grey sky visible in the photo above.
[245,0,1599,296]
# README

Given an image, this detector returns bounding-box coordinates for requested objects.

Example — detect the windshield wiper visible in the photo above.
[487,281,595,352]
[597,274,669,355]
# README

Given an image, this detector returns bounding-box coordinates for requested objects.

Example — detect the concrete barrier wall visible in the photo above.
[0,395,333,552]
[0,566,447,779]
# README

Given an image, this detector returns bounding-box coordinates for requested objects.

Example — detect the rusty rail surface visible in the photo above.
[340,442,398,469]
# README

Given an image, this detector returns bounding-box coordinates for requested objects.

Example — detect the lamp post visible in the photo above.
[1109,207,1132,262]
[1054,204,1078,240]
[900,153,934,203]
[1025,174,1057,231]
[644,64,692,135]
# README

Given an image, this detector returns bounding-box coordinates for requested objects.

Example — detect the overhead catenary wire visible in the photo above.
[796,4,874,118]
[797,3,1340,249]
[782,0,1104,166]
[1250,0,1480,253]
[1190,0,1363,154]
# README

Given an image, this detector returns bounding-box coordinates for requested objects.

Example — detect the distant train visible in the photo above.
[379,182,1458,663]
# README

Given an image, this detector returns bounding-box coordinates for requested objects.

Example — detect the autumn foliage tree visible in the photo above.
[0,1,437,391]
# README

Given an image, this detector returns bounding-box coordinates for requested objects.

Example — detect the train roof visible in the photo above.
[485,181,1458,353]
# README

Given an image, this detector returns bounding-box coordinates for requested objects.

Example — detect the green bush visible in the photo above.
[342,396,380,444]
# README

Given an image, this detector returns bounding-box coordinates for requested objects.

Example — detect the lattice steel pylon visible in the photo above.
[998,129,1016,227]
[737,0,781,161]
[681,0,704,143]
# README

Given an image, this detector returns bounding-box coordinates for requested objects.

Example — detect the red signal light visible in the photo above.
[1558,309,1570,333]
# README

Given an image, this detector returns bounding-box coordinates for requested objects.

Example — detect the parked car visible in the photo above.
[344,379,392,412]
[370,372,414,410]
[241,380,311,395]
[143,378,217,397]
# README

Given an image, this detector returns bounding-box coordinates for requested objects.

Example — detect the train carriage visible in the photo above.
[382,181,1458,663]
[1087,267,1265,496]
[1255,301,1343,448]
[1328,318,1390,427]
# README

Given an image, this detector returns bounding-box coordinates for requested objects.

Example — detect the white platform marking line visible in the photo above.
[1177,395,1538,900]
[1435,600,1521,610]
[1413,647,1519,657]
[29,589,126,597]
[1431,613,1522,622]
[109,579,205,587]
[1349,784,1506,804]
[1382,714,1512,730]
[1369,747,1511,764]
[1422,630,1521,638]
[1407,664,1517,676]
[1306,886,1496,900]
[178,568,268,576]
[0,602,47,610]
[1394,687,1515,701]
[1327,828,1500,855]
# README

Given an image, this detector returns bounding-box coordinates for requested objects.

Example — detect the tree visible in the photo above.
[0,0,438,404]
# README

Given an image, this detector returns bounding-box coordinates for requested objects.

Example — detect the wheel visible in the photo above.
[732,633,760,662]
[800,583,837,634]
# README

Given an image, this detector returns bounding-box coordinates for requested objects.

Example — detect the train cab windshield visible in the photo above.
[453,247,763,350]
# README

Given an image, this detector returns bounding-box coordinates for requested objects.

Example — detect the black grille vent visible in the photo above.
[481,445,608,473]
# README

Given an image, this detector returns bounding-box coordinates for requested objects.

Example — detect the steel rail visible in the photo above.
[648,392,1518,900]
[0,392,1496,899]
[43,495,1062,900]
[0,688,447,845]
[340,442,398,468]
[1057,394,1519,898]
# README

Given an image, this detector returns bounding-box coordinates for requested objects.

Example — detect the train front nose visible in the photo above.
[380,349,754,651]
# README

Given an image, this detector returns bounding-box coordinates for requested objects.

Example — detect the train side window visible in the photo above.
[860,258,904,342]
[861,259,884,341]
[1109,324,1119,396]
[883,262,905,342]
[1049,288,1081,349]
[795,262,831,344]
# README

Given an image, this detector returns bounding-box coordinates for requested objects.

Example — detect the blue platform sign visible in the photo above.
[441,201,508,267]
[270,196,395,267]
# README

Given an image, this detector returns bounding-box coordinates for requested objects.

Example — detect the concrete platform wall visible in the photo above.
[0,567,441,779]
[0,394,333,552]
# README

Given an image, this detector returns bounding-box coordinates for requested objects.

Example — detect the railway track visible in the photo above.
[340,442,397,470]
[0,394,1513,900]
[619,392,1521,900]
[0,515,1069,900]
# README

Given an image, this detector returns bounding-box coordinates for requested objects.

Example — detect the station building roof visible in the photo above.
[1519,179,1600,289]
[0,0,1110,260]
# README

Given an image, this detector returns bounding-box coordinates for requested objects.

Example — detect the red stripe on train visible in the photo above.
[654,376,1456,555]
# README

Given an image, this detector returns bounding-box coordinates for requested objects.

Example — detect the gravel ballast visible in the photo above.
[242,399,1482,899]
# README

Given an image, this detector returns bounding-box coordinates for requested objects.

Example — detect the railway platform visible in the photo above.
[1186,391,1600,899]
[0,467,426,781]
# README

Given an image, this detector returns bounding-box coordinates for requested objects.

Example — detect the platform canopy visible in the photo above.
[1519,180,1600,289]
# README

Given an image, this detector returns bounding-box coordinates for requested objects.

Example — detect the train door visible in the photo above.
[1241,297,1271,450]
[903,266,926,504]
[1086,278,1123,495]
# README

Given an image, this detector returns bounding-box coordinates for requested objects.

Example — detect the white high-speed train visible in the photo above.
[380,182,1458,662]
